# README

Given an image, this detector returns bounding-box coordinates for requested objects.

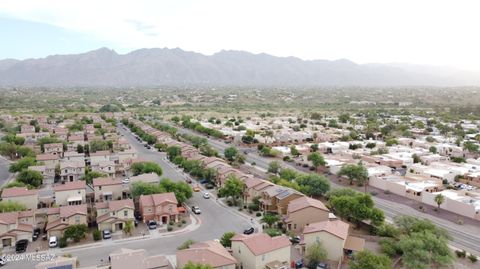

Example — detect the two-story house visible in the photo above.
[284,196,331,234]
[176,240,237,269]
[44,143,64,157]
[93,178,127,202]
[260,185,303,215]
[45,204,88,237]
[138,192,179,224]
[231,233,291,269]
[95,199,135,232]
[53,181,86,206]
[0,211,35,249]
[60,161,86,182]
[1,187,38,210]
[36,153,60,166]
[91,161,116,177]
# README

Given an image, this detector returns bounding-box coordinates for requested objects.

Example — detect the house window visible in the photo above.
[262,255,265,261]
[293,224,297,229]
[99,186,102,190]
[147,208,152,212]
[75,216,80,224]
[316,236,320,243]
[124,210,128,217]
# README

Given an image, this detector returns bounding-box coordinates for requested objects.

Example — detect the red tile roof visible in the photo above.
[287,196,329,214]
[303,219,350,240]
[93,177,123,187]
[177,240,237,268]
[36,153,60,161]
[53,181,86,192]
[231,233,291,256]
[1,187,38,198]
[139,192,178,207]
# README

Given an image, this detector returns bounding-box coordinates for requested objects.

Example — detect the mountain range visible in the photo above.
[0,47,478,87]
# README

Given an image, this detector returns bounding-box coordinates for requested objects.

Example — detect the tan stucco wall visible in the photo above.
[232,241,290,269]
[55,189,86,206]
[4,195,38,210]
[304,231,344,261]
[287,207,329,234]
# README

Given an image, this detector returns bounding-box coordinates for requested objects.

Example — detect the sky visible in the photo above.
[1,0,480,71]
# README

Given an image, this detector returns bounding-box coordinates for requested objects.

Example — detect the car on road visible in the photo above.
[49,236,58,248]
[122,178,130,184]
[199,179,208,184]
[289,236,301,244]
[243,227,254,235]
[295,259,304,269]
[0,256,6,266]
[102,230,112,239]
[15,239,28,253]
[191,206,201,214]
[203,192,210,199]
[185,178,192,184]
[32,228,40,241]
[316,263,329,269]
[205,183,214,189]
[193,186,201,192]
[148,220,157,229]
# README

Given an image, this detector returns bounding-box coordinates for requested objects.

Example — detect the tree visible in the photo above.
[182,262,214,269]
[178,239,196,250]
[296,174,330,197]
[16,170,43,187]
[261,213,280,228]
[310,144,319,152]
[220,232,236,247]
[308,152,326,172]
[268,161,281,174]
[349,250,392,269]
[167,146,182,161]
[463,141,479,153]
[64,224,88,242]
[0,200,27,212]
[76,144,84,153]
[429,146,437,154]
[434,194,445,210]
[306,241,328,269]
[218,176,244,204]
[81,171,106,184]
[338,163,369,192]
[123,220,134,235]
[224,146,239,162]
[9,157,36,172]
[131,162,163,176]
[290,146,300,157]
[329,190,384,226]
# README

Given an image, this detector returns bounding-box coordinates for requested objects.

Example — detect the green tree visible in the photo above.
[306,241,328,269]
[123,220,134,235]
[290,146,300,157]
[167,146,182,160]
[182,262,214,269]
[338,163,369,192]
[296,174,330,197]
[16,170,43,187]
[220,232,236,247]
[0,200,27,212]
[64,224,88,242]
[224,146,239,162]
[218,176,244,204]
[434,194,445,209]
[268,161,281,174]
[261,213,280,228]
[349,250,392,269]
[81,171,106,185]
[307,152,326,172]
[463,141,479,153]
[329,190,384,226]
[131,162,163,176]
[429,146,437,154]
[9,157,36,172]
[177,239,196,250]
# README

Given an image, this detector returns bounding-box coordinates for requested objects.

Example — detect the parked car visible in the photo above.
[205,183,214,189]
[15,239,28,253]
[102,230,112,239]
[148,220,157,229]
[289,236,301,244]
[134,219,139,227]
[243,227,254,235]
[193,186,201,192]
[203,192,210,199]
[0,256,6,266]
[191,206,201,214]
[295,259,304,269]
[199,179,208,184]
[317,263,329,269]
[185,178,192,184]
[122,178,130,184]
[48,236,58,248]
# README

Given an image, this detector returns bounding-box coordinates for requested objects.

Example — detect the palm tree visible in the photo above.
[434,194,445,210]
[261,214,280,228]
[123,220,134,235]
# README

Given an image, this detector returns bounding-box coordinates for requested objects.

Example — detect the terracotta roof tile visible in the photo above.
[303,219,349,240]
[287,196,329,213]
[1,187,38,198]
[231,233,291,256]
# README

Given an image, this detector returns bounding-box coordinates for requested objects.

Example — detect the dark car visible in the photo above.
[243,227,254,235]
[148,220,157,230]
[15,239,28,253]
[134,219,139,227]
[289,236,301,244]
[317,263,329,269]
[199,179,208,184]
[32,228,40,241]
[295,259,304,269]
[185,178,192,184]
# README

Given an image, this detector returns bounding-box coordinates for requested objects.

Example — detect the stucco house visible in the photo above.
[60,161,86,182]
[138,192,179,224]
[53,181,86,206]
[96,199,135,232]
[93,177,127,202]
[44,143,64,157]
[0,211,35,249]
[36,153,60,166]
[45,204,88,237]
[176,240,237,269]
[231,233,291,269]
[109,248,172,269]
[284,196,330,234]
[1,187,38,210]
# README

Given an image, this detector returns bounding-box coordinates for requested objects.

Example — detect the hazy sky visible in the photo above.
[1,0,479,71]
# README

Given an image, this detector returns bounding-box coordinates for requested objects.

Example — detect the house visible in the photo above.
[63,151,85,163]
[89,150,112,164]
[177,240,237,269]
[20,124,35,133]
[260,185,303,215]
[45,204,88,237]
[301,219,365,261]
[53,181,86,206]
[93,178,127,202]
[91,160,116,177]
[96,199,135,232]
[231,233,291,269]
[1,187,38,210]
[60,161,86,182]
[284,196,330,234]
[109,248,172,269]
[28,164,56,180]
[44,143,64,156]
[36,153,60,166]
[138,192,179,224]
[0,211,35,249]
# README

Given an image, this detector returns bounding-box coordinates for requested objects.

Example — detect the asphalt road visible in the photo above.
[0,156,13,187]
[169,122,480,256]
[8,126,251,269]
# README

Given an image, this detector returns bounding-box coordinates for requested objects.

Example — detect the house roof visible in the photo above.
[244,177,264,189]
[53,181,86,192]
[1,187,38,198]
[139,192,178,207]
[344,235,365,252]
[303,219,350,240]
[93,177,123,187]
[60,161,85,169]
[90,150,111,156]
[44,143,63,149]
[47,204,87,218]
[177,240,237,268]
[231,233,291,256]
[36,153,60,161]
[287,196,329,214]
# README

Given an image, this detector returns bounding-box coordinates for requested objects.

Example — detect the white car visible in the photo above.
[192,206,201,214]
[203,192,210,199]
[49,236,58,248]
[122,178,130,184]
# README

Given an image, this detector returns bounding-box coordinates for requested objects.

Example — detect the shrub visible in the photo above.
[59,237,68,248]
[227,200,233,206]
[238,208,243,211]
[468,254,478,263]
[177,223,182,227]
[181,219,186,224]
[256,212,262,217]
[384,190,391,195]
[248,204,260,211]
[169,221,174,226]
[93,230,101,241]
[455,250,467,258]
[167,225,173,232]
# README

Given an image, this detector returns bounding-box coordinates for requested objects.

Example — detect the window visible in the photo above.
[124,210,128,217]
[316,236,320,243]
[99,186,102,190]
[262,255,265,261]
[75,215,80,224]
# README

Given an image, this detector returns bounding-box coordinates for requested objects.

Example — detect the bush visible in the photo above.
[248,204,260,211]
[167,225,173,232]
[256,212,262,217]
[59,237,68,248]
[468,254,478,263]
[93,230,101,241]
[384,190,391,195]
[455,250,467,258]
[181,219,186,224]
[379,238,400,257]
[227,200,233,206]
[169,221,174,226]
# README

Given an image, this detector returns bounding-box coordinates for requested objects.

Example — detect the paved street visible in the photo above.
[169,122,480,255]
[7,126,252,269]
[0,156,13,186]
